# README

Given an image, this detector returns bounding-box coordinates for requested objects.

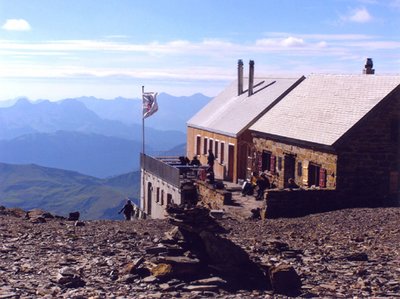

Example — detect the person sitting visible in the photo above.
[190,155,201,166]
[287,178,300,189]
[241,171,259,196]
[256,173,270,200]
[179,156,190,165]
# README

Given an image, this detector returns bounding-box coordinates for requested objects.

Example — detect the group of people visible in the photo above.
[179,155,201,167]
[242,171,271,200]
[242,172,301,200]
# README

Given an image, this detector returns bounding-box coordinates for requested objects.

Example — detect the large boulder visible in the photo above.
[269,264,301,296]
[68,211,80,221]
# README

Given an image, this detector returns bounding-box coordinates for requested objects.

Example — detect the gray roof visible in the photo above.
[187,76,304,137]
[250,74,400,146]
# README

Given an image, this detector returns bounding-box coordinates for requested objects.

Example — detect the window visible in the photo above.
[156,187,160,203]
[196,136,201,155]
[203,137,208,155]
[161,190,164,206]
[220,142,225,163]
[209,139,213,154]
[215,141,219,159]
[308,163,320,187]
[261,151,271,172]
[167,194,173,205]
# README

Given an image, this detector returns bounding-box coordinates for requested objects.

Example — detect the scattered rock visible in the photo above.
[269,264,301,296]
[345,252,368,261]
[56,267,86,288]
[74,221,85,227]
[0,206,399,298]
[68,211,80,221]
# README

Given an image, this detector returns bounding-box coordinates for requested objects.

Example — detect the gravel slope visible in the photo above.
[0,207,399,298]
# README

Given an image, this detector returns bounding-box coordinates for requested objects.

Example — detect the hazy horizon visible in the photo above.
[1,0,399,101]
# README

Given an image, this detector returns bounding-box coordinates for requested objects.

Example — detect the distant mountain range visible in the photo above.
[0,94,210,177]
[0,131,142,178]
[0,93,210,219]
[0,162,140,220]
[75,93,211,132]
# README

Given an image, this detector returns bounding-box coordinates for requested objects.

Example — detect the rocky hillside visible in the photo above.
[0,206,399,298]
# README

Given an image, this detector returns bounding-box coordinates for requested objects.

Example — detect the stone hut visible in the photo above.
[249,72,400,206]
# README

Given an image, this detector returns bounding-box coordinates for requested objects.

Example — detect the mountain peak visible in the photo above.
[14,97,32,107]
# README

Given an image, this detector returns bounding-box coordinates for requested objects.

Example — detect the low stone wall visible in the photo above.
[197,181,232,210]
[264,189,343,219]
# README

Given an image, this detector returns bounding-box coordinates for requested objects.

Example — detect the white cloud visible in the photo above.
[2,19,31,31]
[256,36,305,48]
[344,7,373,23]
[281,37,305,47]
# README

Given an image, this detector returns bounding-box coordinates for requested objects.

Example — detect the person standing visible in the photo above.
[207,149,215,169]
[256,173,270,200]
[118,199,134,220]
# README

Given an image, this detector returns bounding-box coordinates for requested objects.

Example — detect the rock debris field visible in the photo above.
[0,205,399,298]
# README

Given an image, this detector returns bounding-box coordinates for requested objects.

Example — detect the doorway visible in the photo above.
[147,182,152,215]
[308,163,320,187]
[227,144,235,181]
[284,155,296,187]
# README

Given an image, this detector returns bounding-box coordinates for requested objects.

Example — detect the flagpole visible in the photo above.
[140,88,158,219]
[141,85,146,217]
[142,85,145,155]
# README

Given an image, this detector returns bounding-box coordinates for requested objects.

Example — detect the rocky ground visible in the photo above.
[0,206,399,298]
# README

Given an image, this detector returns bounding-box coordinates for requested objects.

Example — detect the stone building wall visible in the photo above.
[336,91,400,203]
[252,138,337,189]
[196,181,232,210]
[263,189,341,218]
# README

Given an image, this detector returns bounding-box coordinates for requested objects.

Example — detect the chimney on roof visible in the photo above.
[363,58,375,74]
[248,60,255,96]
[237,59,244,96]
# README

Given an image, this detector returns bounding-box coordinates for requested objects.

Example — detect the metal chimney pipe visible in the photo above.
[238,59,244,96]
[363,58,375,74]
[248,60,254,96]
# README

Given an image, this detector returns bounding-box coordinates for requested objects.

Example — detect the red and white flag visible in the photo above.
[142,92,158,119]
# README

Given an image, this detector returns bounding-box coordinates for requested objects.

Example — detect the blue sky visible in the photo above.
[1,0,399,101]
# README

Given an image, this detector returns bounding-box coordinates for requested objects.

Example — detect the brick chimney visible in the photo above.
[237,59,244,96]
[363,58,375,74]
[248,60,254,96]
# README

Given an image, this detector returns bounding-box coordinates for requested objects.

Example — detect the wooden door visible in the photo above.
[227,144,235,181]
[284,155,296,187]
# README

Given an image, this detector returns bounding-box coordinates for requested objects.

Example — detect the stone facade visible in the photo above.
[335,90,400,203]
[252,88,400,207]
[252,138,337,189]
[196,181,232,210]
[263,189,341,218]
